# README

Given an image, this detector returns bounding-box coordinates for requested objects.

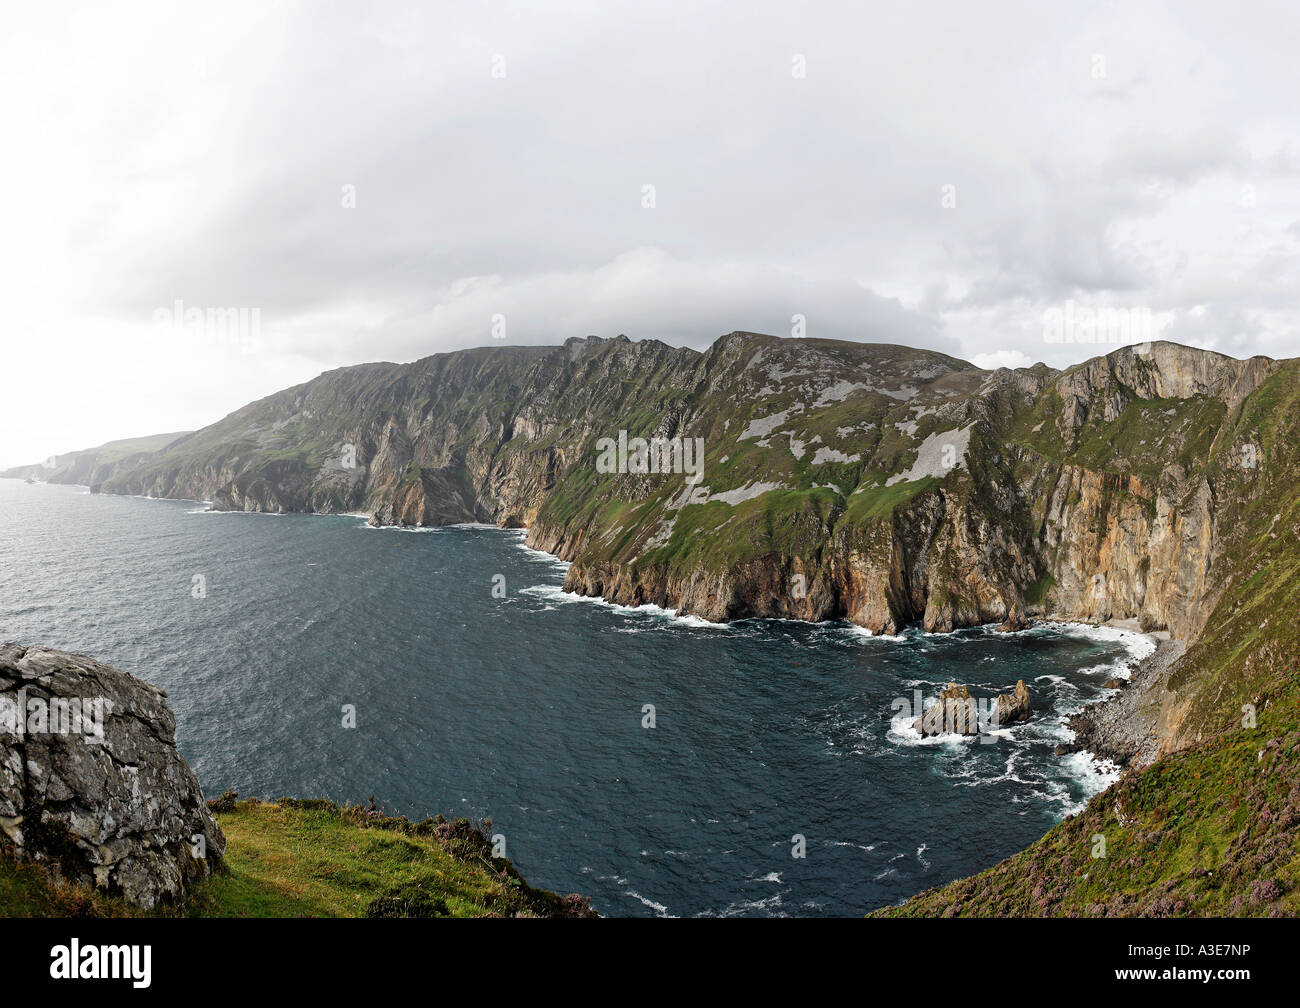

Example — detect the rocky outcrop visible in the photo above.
[913,684,979,737]
[1055,342,1275,433]
[994,680,1032,726]
[0,644,224,908]
[912,680,1033,737]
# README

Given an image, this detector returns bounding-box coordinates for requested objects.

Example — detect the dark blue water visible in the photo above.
[0,480,1149,916]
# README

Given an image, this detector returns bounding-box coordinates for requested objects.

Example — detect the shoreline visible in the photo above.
[1065,634,1187,770]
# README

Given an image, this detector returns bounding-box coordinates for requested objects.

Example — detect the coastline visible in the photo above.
[1066,634,1187,769]
[4,482,1201,915]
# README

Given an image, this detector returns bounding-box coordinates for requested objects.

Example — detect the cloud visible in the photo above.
[4,0,1300,465]
[969,349,1035,371]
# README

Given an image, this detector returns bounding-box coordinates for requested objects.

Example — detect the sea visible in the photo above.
[0,479,1153,916]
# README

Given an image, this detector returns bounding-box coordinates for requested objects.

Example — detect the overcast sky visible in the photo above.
[3,0,1300,466]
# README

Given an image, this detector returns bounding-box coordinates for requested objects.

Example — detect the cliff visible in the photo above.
[8,334,1292,764]
[1,643,224,908]
[6,331,1298,917]
[1,431,191,490]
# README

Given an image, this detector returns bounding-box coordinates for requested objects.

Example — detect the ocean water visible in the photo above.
[0,480,1151,917]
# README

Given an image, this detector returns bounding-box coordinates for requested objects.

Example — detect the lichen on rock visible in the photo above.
[0,643,224,908]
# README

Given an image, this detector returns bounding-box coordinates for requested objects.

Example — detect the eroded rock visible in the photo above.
[913,680,1033,737]
[993,679,1032,726]
[913,683,979,736]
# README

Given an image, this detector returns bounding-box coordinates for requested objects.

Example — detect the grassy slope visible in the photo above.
[0,798,592,918]
[875,363,1300,917]
[873,716,1300,918]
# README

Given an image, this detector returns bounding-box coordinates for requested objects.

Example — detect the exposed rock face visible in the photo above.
[0,644,224,908]
[994,680,1032,726]
[1069,640,1188,767]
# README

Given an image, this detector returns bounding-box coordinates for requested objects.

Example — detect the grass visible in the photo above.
[0,797,594,919]
[871,716,1300,918]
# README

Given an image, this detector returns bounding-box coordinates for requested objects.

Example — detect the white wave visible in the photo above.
[1058,751,1122,813]
[362,522,445,533]
[826,840,876,852]
[514,540,572,569]
[1057,621,1157,663]
[1061,750,1122,790]
[519,585,732,629]
[888,710,976,747]
[119,492,210,506]
[708,893,786,917]
[838,622,906,643]
[623,891,672,917]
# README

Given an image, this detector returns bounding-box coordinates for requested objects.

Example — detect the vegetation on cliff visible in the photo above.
[872,710,1299,917]
[0,431,191,488]
[0,796,594,918]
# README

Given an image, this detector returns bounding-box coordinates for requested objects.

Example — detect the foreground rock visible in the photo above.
[0,644,224,908]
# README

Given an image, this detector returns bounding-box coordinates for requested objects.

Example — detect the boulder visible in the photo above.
[993,679,1032,726]
[0,643,224,908]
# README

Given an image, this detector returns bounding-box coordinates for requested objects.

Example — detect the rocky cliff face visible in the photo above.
[20,332,1288,760]
[0,644,225,908]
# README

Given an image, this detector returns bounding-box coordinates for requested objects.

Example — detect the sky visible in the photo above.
[3,0,1300,466]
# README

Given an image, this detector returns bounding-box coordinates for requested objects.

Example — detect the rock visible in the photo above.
[996,611,1032,632]
[0,643,224,908]
[913,683,979,736]
[1102,677,1125,689]
[993,680,1032,726]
